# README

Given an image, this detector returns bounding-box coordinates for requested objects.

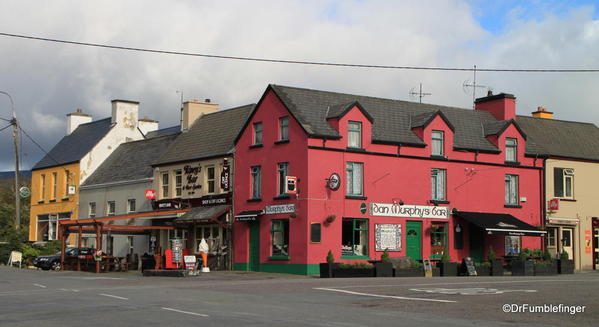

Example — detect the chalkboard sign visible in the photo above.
[423,259,433,278]
[462,257,477,276]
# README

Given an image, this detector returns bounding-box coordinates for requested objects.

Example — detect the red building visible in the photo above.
[233,85,545,275]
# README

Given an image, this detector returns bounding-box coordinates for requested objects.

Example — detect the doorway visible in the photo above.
[561,228,574,260]
[406,221,422,262]
[469,226,484,263]
[249,221,260,271]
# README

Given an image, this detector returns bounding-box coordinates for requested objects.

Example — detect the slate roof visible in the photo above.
[82,133,179,186]
[145,125,181,138]
[154,104,255,166]
[268,85,500,152]
[32,118,114,170]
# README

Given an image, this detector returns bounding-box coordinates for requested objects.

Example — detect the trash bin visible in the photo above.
[141,253,155,272]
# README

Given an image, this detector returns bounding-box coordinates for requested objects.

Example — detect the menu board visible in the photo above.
[171,238,183,263]
[375,224,402,251]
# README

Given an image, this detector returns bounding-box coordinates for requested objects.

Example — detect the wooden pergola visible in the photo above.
[58,208,190,273]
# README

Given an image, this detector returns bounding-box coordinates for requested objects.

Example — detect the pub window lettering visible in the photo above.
[554,168,574,199]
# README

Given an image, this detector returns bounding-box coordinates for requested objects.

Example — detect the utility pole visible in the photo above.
[1,91,19,229]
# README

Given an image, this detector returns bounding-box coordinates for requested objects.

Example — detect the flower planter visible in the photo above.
[558,259,574,274]
[333,267,375,278]
[375,262,394,277]
[432,267,440,277]
[534,261,558,276]
[438,262,458,276]
[476,266,491,276]
[511,259,534,276]
[319,263,338,278]
[491,259,504,276]
[394,267,424,277]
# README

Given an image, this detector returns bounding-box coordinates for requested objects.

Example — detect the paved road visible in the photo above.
[1,266,597,326]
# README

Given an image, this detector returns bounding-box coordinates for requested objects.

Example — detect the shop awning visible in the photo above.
[235,210,264,221]
[175,205,230,223]
[455,211,546,236]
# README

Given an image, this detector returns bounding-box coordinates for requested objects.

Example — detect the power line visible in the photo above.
[0,124,12,133]
[0,117,11,122]
[1,32,599,73]
[18,125,69,173]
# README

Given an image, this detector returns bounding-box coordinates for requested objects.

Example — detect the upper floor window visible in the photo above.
[40,174,46,201]
[127,199,136,213]
[348,121,362,148]
[89,202,96,218]
[505,174,519,205]
[346,162,363,196]
[505,138,517,162]
[253,122,263,145]
[51,172,57,200]
[174,170,182,197]
[432,130,444,157]
[207,166,216,194]
[279,117,289,141]
[431,168,446,201]
[107,201,116,216]
[251,166,261,199]
[554,168,574,199]
[277,162,289,196]
[161,172,169,198]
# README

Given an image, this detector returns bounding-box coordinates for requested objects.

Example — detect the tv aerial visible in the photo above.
[409,83,431,103]
[462,65,489,108]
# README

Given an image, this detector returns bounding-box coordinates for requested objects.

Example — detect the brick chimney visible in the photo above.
[474,92,516,121]
[531,106,553,119]
[181,99,218,131]
[66,109,92,135]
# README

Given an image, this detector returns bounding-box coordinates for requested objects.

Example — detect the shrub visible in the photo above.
[531,248,543,259]
[380,249,390,263]
[410,262,423,269]
[326,250,334,263]
[542,250,552,262]
[560,251,569,260]
[487,246,497,261]
[440,253,451,262]
[519,248,532,260]
[338,262,374,269]
[476,261,492,268]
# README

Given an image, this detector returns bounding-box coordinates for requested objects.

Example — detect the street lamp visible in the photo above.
[0,91,20,229]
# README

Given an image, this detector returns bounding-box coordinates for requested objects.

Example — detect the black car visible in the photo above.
[33,248,96,271]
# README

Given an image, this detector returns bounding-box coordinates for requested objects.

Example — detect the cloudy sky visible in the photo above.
[0,0,598,171]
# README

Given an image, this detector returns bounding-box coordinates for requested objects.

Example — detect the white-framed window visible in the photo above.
[431,168,446,201]
[161,172,170,198]
[554,168,574,199]
[251,166,261,199]
[505,174,519,205]
[127,199,136,213]
[506,138,517,162]
[547,227,558,248]
[432,130,444,157]
[279,116,289,141]
[51,172,57,200]
[348,121,362,148]
[107,201,116,216]
[40,174,46,201]
[175,169,182,197]
[89,202,96,218]
[253,122,263,145]
[277,162,288,196]
[195,225,222,254]
[346,162,363,196]
[206,166,216,194]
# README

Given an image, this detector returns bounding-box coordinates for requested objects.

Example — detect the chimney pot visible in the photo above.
[487,90,493,96]
[205,98,211,103]
[532,106,553,119]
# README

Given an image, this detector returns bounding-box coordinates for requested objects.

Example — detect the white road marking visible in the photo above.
[161,307,209,317]
[71,289,79,292]
[314,287,457,303]
[33,284,46,288]
[58,277,125,280]
[99,293,129,300]
[410,287,537,295]
[335,278,599,289]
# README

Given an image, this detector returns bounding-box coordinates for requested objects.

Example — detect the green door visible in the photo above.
[249,221,260,271]
[406,221,422,261]
[469,226,484,263]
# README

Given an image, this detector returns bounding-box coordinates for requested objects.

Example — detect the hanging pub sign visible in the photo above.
[220,164,230,191]
[370,203,449,219]
[285,176,297,194]
[327,173,340,191]
[145,189,156,200]
[265,204,295,215]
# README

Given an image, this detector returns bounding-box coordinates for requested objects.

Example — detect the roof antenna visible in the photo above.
[462,65,487,109]
[409,83,431,103]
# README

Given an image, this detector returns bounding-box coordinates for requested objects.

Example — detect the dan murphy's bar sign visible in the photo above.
[370,203,449,219]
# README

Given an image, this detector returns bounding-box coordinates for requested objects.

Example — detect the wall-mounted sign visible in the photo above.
[360,202,367,214]
[370,203,449,219]
[183,164,202,194]
[285,176,297,194]
[199,193,230,206]
[19,186,31,198]
[265,204,295,215]
[549,198,559,211]
[220,164,230,191]
[145,189,156,199]
[327,173,340,191]
[375,223,401,251]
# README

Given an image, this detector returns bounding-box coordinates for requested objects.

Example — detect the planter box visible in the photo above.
[491,259,504,276]
[511,259,534,276]
[439,262,458,276]
[476,266,491,276]
[534,261,558,276]
[375,262,393,277]
[558,259,574,274]
[432,267,440,277]
[319,263,337,278]
[394,267,424,277]
[332,267,375,278]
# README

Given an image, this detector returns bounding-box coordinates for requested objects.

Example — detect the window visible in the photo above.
[505,174,519,205]
[279,116,289,141]
[348,121,362,148]
[207,166,216,193]
[431,169,446,201]
[253,122,263,145]
[251,166,261,199]
[430,223,447,258]
[127,199,136,213]
[271,219,289,257]
[505,138,517,162]
[554,168,574,199]
[107,201,116,216]
[432,130,444,157]
[89,202,96,218]
[195,225,222,254]
[65,170,71,197]
[161,172,169,198]
[346,162,363,196]
[51,172,57,200]
[40,174,46,201]
[547,227,558,247]
[277,162,289,196]
[48,214,58,241]
[175,169,182,197]
[310,223,322,243]
[341,218,368,257]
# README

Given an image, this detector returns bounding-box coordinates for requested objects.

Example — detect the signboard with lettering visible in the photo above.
[462,257,477,276]
[145,189,156,199]
[171,239,183,264]
[220,164,230,191]
[285,176,297,194]
[375,224,401,251]
[184,255,197,271]
[200,194,230,206]
[265,204,295,215]
[183,164,202,195]
[370,203,449,219]
[549,198,559,211]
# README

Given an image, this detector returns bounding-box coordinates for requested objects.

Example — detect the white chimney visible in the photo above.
[138,117,159,135]
[181,99,218,131]
[111,100,139,130]
[66,109,92,135]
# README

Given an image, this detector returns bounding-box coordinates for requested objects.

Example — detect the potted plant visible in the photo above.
[333,262,375,278]
[394,262,424,277]
[438,253,458,276]
[534,250,558,275]
[511,248,534,276]
[558,251,574,274]
[319,250,337,278]
[487,246,504,276]
[375,249,393,277]
[475,261,492,276]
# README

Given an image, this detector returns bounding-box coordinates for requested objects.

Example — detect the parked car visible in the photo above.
[33,247,96,271]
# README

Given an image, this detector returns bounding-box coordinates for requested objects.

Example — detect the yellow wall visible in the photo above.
[28,163,80,242]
